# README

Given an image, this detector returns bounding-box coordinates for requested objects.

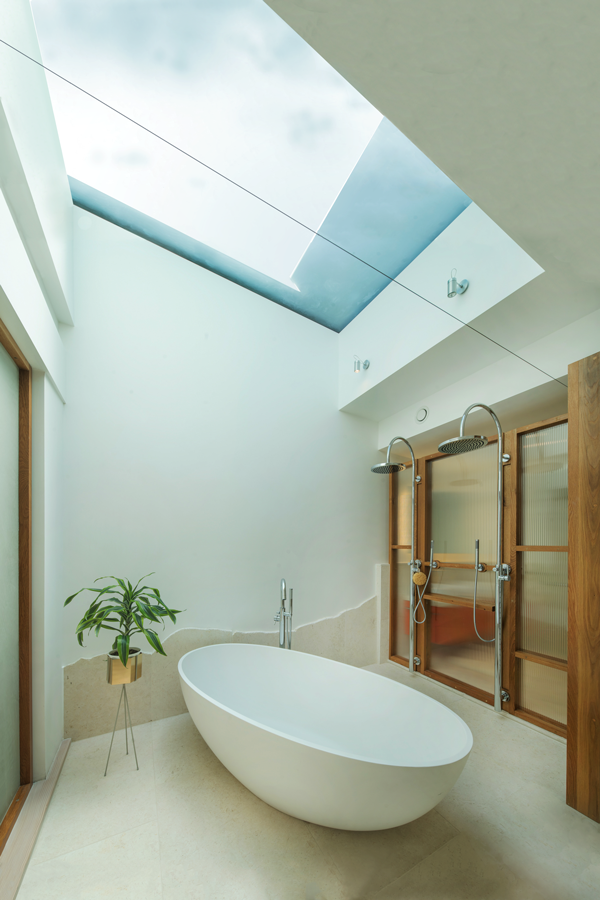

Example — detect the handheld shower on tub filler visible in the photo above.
[274,578,293,649]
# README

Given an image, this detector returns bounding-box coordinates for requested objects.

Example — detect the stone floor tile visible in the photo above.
[18,822,162,900]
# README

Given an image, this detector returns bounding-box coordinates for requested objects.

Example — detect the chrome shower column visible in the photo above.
[371,436,420,673]
[438,403,511,712]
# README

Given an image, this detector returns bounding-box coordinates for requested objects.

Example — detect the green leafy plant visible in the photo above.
[64,574,182,665]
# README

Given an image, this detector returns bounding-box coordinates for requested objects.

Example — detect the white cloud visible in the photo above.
[32,0,382,281]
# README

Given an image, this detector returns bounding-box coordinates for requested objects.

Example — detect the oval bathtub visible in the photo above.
[179,644,472,831]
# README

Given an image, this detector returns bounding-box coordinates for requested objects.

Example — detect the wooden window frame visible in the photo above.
[0,317,32,855]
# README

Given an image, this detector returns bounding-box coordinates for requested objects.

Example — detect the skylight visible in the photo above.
[31,0,471,330]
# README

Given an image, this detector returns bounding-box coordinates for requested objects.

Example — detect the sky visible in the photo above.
[31,0,383,284]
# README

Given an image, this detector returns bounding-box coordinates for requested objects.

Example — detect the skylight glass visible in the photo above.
[30,0,471,330]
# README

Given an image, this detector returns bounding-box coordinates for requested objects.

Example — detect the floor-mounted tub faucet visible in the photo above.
[274,578,293,649]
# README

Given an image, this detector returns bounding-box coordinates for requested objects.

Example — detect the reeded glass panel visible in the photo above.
[428,447,497,694]
[429,567,495,602]
[430,443,497,563]
[429,600,495,694]
[393,549,411,660]
[518,659,567,725]
[519,553,568,660]
[0,343,20,823]
[520,423,568,546]
[394,466,412,547]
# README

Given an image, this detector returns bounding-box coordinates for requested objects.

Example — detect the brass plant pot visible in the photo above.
[107,648,142,685]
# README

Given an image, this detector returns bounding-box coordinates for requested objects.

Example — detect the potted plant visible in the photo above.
[65,574,181,684]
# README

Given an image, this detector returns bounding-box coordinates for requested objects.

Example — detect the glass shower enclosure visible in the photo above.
[389,414,568,736]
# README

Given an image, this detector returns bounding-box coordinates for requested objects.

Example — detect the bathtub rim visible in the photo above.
[178,643,473,769]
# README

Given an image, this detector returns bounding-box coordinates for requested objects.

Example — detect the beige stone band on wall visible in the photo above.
[64,591,387,742]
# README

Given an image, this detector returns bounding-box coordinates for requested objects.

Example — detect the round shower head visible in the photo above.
[438,435,488,455]
[371,462,406,475]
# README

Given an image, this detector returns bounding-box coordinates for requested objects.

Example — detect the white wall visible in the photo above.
[0,0,71,777]
[0,1,73,322]
[338,203,544,416]
[62,212,386,665]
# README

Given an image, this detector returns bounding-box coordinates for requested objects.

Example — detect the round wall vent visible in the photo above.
[416,407,429,423]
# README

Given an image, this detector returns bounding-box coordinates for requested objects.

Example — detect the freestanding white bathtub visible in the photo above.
[179,643,472,831]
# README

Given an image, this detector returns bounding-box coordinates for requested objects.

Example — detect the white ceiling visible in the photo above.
[264,0,600,352]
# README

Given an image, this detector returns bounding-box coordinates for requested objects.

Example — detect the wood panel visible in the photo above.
[513,708,567,739]
[516,546,568,552]
[424,592,494,612]
[515,649,568,672]
[515,413,569,437]
[423,667,494,706]
[567,352,600,822]
[423,560,493,570]
[0,318,30,371]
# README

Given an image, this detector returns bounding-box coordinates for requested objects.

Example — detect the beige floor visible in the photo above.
[17,663,600,900]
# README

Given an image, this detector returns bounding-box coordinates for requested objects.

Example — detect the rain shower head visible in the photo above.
[371,462,406,474]
[438,435,488,454]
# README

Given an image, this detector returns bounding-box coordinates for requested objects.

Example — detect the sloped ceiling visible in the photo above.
[264,0,600,354]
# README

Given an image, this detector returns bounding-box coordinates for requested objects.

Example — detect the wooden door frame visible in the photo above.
[0,317,32,854]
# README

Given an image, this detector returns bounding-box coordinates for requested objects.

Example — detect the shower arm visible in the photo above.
[386,436,419,673]
[459,404,511,711]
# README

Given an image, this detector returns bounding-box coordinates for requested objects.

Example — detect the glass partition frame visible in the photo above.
[505,415,568,737]
[0,319,32,857]
[389,464,414,662]
[418,436,503,706]
[388,413,568,737]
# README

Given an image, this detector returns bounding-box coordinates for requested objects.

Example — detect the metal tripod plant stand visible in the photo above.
[104,647,142,776]
[105,683,139,776]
